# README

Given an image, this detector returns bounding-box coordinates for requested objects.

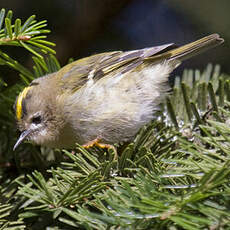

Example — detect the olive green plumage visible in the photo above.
[14,34,224,150]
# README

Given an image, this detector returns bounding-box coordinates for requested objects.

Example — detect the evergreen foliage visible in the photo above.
[0,8,229,230]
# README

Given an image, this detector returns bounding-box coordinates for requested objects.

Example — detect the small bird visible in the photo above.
[13,34,224,150]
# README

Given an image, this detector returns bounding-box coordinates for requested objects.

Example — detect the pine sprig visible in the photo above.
[0,8,59,86]
[58,115,230,229]
[0,8,229,230]
[0,204,25,230]
[11,64,230,230]
[32,54,61,77]
[0,9,55,58]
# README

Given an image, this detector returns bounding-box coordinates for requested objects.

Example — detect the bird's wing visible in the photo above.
[57,33,223,92]
[57,43,175,91]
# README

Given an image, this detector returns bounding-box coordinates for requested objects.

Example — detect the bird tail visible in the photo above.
[146,34,224,63]
[169,33,224,61]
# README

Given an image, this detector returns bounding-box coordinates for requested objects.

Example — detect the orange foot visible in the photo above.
[82,138,117,160]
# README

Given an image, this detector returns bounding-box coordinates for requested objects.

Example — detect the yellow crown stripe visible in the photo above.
[16,86,32,120]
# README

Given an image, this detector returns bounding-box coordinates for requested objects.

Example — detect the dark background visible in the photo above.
[0,0,229,77]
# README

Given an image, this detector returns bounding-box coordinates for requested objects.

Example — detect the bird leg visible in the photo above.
[82,138,117,160]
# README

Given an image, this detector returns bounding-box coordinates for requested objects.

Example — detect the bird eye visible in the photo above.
[32,115,42,124]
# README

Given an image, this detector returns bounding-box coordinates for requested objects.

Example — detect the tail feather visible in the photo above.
[146,34,224,63]
[169,34,224,61]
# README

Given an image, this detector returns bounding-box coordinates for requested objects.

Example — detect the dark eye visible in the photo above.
[32,115,42,124]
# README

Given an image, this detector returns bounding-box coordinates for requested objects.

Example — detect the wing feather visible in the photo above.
[58,43,175,91]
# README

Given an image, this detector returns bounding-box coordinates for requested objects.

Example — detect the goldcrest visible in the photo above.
[13,34,224,150]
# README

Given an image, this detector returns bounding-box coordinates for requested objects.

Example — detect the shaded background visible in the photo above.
[0,0,229,79]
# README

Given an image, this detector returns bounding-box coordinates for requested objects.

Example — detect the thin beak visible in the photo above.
[13,129,32,151]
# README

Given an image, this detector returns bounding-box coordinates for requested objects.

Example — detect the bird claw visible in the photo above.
[82,138,117,160]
